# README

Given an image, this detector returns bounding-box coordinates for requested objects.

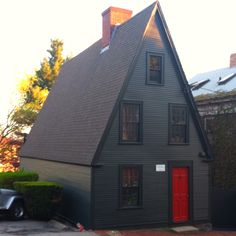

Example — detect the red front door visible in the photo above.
[172,167,189,223]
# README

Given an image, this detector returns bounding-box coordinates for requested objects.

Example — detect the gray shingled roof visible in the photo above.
[20,2,157,165]
[189,66,236,97]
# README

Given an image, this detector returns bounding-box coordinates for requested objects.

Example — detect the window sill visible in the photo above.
[146,81,164,86]
[117,206,143,210]
[168,142,189,146]
[119,141,143,145]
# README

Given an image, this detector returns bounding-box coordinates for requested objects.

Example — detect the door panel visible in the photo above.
[172,167,189,223]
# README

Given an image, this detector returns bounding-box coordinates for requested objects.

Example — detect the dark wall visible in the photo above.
[21,158,92,228]
[212,188,236,228]
[93,14,210,228]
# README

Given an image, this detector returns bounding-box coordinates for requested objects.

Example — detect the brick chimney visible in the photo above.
[230,53,236,67]
[102,7,132,48]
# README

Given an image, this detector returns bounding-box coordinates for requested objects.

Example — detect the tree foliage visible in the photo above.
[0,109,23,172]
[14,39,67,127]
[206,102,236,189]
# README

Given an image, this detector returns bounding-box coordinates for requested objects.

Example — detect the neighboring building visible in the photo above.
[20,2,212,229]
[189,54,236,113]
[189,54,236,132]
[190,53,236,98]
[189,56,236,228]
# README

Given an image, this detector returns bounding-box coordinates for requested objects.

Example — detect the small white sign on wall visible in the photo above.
[156,164,166,172]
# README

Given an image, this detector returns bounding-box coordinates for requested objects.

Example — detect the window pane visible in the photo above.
[170,125,186,143]
[150,70,162,83]
[121,167,140,207]
[180,108,187,124]
[122,103,140,142]
[122,167,139,187]
[122,123,139,141]
[171,107,186,125]
[150,55,161,70]
[122,187,139,206]
[123,104,139,122]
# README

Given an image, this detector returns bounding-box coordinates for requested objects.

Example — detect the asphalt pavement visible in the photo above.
[0,219,98,235]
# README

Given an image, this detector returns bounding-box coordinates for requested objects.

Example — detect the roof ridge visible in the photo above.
[119,1,157,28]
[107,1,157,50]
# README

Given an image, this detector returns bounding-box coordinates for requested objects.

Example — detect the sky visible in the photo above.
[1,0,236,123]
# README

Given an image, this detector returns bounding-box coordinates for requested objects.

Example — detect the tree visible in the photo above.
[0,109,23,172]
[14,39,68,127]
[1,39,68,171]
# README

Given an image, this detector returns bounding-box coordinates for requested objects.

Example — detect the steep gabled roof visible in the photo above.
[20,2,157,165]
[21,1,212,165]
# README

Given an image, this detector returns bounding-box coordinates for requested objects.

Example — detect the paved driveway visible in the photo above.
[0,220,98,236]
[0,220,236,236]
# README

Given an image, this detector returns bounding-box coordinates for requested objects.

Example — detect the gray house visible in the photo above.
[21,1,212,229]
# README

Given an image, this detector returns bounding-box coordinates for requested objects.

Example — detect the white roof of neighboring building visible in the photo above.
[189,66,236,97]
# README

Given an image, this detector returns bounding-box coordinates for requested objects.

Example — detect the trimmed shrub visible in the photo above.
[0,170,39,189]
[14,181,63,220]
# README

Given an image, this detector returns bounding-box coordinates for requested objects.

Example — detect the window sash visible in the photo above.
[169,105,188,144]
[120,166,142,208]
[121,102,142,143]
[147,53,163,84]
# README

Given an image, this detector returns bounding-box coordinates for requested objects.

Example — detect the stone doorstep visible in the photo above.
[171,226,199,233]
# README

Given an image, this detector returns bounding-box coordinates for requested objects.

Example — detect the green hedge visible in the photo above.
[14,181,63,220]
[0,171,39,189]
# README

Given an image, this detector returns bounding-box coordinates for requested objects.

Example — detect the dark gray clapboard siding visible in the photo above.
[93,13,209,228]
[93,164,169,228]
[21,158,91,227]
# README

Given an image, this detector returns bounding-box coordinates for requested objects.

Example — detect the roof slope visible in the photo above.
[20,2,157,165]
[189,67,236,97]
